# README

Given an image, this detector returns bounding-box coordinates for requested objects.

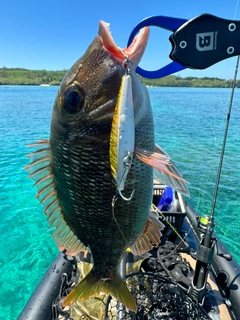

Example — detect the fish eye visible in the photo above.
[60,84,85,114]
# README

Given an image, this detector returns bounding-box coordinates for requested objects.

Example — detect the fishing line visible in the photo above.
[211,0,240,217]
[151,203,189,249]
[233,0,239,19]
[111,195,128,246]
[211,55,239,217]
[190,122,218,216]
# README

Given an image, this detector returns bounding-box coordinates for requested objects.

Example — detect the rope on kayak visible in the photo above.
[151,203,189,249]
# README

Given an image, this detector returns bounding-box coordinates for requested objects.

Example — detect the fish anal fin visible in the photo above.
[26,140,86,257]
[62,270,137,312]
[50,214,86,256]
[130,212,164,256]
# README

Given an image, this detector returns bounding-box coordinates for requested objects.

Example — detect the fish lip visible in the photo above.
[98,20,150,68]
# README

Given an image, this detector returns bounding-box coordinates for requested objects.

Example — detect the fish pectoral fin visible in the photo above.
[130,212,164,256]
[135,145,190,196]
[62,269,137,312]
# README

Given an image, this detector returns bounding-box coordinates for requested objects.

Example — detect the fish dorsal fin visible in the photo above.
[135,144,190,197]
[25,140,86,256]
[130,212,164,255]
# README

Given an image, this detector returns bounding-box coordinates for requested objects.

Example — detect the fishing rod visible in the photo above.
[200,54,239,253]
[188,55,239,304]
[211,56,239,218]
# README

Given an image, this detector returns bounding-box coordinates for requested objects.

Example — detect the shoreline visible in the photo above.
[0,68,238,88]
[0,83,237,88]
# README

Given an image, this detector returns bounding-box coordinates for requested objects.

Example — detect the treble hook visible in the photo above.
[117,151,135,201]
[118,188,135,202]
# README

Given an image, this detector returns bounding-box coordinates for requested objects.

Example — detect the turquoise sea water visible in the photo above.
[0,85,239,319]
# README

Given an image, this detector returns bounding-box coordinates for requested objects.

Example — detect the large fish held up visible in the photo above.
[26,21,189,312]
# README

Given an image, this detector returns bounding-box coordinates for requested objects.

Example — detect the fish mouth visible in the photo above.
[98,20,150,68]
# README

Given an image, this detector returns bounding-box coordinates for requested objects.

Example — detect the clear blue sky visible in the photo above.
[1,0,240,79]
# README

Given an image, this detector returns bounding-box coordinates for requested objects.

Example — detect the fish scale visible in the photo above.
[52,85,154,260]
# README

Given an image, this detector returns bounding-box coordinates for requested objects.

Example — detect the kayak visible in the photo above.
[18,183,240,320]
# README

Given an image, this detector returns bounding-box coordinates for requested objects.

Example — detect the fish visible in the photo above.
[25,21,189,312]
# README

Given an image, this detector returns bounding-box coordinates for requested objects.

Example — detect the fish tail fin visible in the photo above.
[62,269,137,312]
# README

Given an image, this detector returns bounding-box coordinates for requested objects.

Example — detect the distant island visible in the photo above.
[0,67,238,88]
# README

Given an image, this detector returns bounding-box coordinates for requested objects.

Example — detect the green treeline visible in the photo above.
[0,67,238,88]
[139,76,238,88]
[0,67,66,85]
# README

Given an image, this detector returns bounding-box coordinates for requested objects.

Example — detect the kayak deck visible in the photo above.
[18,183,238,320]
[181,252,231,320]
[54,240,232,319]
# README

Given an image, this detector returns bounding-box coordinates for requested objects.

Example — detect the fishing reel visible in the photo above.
[197,215,213,233]
[197,215,232,261]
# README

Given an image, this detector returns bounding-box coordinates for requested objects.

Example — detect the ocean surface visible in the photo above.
[0,85,239,319]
